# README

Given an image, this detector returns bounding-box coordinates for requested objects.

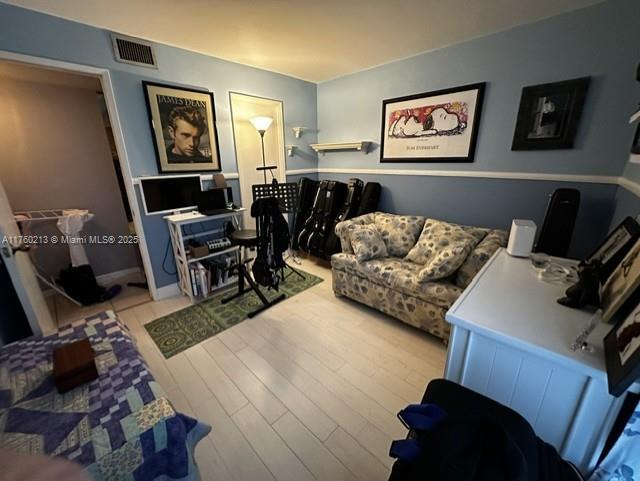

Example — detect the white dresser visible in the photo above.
[445,248,639,475]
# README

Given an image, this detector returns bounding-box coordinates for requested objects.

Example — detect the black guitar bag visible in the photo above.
[356,182,382,216]
[320,178,364,259]
[297,180,329,252]
[291,177,319,250]
[309,180,348,256]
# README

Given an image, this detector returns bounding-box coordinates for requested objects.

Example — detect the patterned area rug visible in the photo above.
[145,269,323,358]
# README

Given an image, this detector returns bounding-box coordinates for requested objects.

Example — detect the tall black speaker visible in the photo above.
[534,188,580,258]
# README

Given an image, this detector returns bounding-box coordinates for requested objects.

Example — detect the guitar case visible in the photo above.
[320,178,364,259]
[356,182,382,216]
[291,177,319,250]
[297,180,329,252]
[308,180,348,256]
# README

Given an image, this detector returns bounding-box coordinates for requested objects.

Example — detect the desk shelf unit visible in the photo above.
[164,210,244,302]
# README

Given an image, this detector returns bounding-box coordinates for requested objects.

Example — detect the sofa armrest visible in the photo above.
[335,212,377,254]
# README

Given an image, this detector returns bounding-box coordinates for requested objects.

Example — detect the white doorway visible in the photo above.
[229,92,287,228]
[0,51,157,333]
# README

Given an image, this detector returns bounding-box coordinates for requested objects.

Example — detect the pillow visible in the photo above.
[455,229,509,288]
[405,219,487,266]
[373,213,426,257]
[349,225,388,262]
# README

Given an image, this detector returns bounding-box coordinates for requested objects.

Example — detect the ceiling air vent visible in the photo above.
[110,33,157,68]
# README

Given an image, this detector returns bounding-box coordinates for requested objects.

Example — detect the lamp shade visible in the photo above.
[249,116,273,132]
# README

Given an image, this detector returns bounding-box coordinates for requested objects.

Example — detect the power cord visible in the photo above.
[162,237,177,276]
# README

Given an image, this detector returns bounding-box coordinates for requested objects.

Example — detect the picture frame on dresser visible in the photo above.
[587,216,640,283]
[600,238,640,324]
[604,288,640,396]
[379,82,486,163]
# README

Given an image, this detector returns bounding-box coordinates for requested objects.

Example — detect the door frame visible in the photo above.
[0,50,159,301]
[229,92,287,219]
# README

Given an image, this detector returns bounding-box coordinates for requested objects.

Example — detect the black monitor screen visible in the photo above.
[140,175,202,215]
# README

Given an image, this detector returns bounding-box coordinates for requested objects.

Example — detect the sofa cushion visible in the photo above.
[335,213,377,254]
[455,229,509,288]
[331,253,463,309]
[405,219,487,266]
[374,213,426,258]
[349,225,388,262]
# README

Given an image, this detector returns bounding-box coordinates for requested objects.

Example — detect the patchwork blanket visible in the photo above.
[0,311,210,481]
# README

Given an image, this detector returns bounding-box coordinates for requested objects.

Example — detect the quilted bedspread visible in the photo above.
[0,311,210,481]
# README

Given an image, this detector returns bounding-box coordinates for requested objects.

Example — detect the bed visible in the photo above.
[0,310,210,481]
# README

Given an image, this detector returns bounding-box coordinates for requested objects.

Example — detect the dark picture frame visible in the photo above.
[511,77,590,150]
[380,82,486,163]
[586,216,640,284]
[632,123,640,155]
[142,81,221,174]
[604,287,640,396]
[600,238,640,324]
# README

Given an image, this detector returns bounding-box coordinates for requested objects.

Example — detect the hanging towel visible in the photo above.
[56,209,94,267]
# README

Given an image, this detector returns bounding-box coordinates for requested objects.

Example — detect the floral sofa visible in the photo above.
[332,212,508,342]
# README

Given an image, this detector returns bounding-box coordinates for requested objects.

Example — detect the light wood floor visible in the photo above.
[116,258,447,481]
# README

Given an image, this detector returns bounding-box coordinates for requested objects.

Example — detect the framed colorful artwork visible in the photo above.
[380,82,486,163]
[511,77,590,150]
[143,81,221,173]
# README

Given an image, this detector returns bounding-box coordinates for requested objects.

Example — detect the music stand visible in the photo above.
[252,182,305,281]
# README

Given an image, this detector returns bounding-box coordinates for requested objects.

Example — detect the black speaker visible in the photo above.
[356,182,382,216]
[534,188,580,257]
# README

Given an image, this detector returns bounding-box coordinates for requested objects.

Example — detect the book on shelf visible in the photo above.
[189,254,236,297]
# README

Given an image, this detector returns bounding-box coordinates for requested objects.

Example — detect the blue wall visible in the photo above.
[2,0,639,285]
[0,2,318,289]
[315,0,640,257]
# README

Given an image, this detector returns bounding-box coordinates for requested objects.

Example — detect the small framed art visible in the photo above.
[600,238,640,324]
[380,82,486,163]
[143,81,221,173]
[511,77,590,150]
[604,291,640,396]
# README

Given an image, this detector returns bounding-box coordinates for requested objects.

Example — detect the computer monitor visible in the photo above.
[140,174,203,215]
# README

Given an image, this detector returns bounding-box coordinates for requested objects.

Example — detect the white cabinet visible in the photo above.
[445,248,639,476]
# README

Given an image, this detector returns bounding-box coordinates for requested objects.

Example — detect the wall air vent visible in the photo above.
[110,33,157,68]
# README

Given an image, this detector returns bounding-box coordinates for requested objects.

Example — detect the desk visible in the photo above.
[164,209,245,301]
[445,248,639,475]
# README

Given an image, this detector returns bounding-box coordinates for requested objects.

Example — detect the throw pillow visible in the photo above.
[349,225,388,262]
[405,219,487,266]
[373,213,426,258]
[455,229,509,288]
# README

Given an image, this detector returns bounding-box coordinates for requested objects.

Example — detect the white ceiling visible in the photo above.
[3,0,602,82]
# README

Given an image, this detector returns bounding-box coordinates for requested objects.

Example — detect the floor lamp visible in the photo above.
[249,116,274,184]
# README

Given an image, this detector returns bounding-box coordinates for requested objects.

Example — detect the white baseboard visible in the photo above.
[97,267,141,285]
[155,282,181,300]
